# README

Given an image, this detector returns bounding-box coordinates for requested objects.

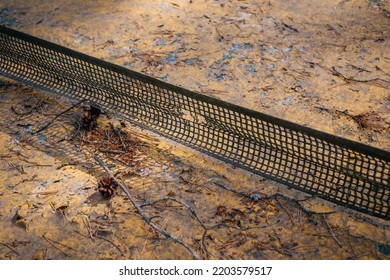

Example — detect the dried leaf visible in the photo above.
[215,205,227,217]
[232,208,246,218]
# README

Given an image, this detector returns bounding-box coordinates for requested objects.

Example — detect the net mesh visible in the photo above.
[0,26,389,220]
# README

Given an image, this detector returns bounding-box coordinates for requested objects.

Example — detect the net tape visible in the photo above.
[0,26,389,220]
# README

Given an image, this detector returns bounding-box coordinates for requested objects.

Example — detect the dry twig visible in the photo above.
[0,242,20,256]
[110,124,127,151]
[141,195,273,259]
[42,234,69,257]
[43,234,77,252]
[32,99,86,135]
[96,235,125,256]
[276,197,294,225]
[322,215,342,247]
[212,179,335,217]
[316,63,389,89]
[94,155,200,259]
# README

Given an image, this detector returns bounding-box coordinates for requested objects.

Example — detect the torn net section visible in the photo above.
[0,26,389,220]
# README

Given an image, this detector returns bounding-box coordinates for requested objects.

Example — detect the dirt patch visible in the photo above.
[0,80,389,259]
[0,0,389,259]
